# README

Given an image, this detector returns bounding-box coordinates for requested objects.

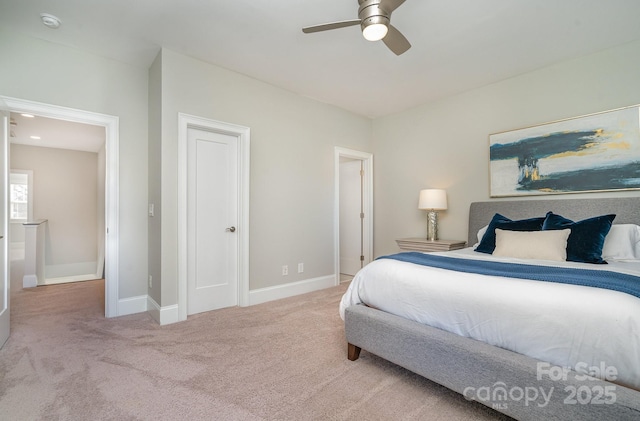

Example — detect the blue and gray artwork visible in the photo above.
[489,107,640,196]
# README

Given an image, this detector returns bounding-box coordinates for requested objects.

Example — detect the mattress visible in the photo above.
[340,248,640,390]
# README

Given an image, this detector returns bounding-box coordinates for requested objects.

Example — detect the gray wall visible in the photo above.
[97,144,106,277]
[152,49,372,307]
[11,144,98,275]
[147,52,162,305]
[372,39,640,256]
[0,28,149,299]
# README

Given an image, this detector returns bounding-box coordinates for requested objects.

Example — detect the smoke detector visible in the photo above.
[40,13,61,29]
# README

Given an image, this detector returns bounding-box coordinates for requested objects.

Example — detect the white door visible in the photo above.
[0,100,9,348]
[339,159,363,276]
[187,127,238,315]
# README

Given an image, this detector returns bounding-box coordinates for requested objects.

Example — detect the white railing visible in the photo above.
[22,219,47,288]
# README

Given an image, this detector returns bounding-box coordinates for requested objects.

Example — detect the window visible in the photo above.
[10,171,32,223]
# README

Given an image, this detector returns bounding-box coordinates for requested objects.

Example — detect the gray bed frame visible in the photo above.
[345,197,640,420]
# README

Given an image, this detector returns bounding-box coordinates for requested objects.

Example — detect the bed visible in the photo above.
[341,197,640,421]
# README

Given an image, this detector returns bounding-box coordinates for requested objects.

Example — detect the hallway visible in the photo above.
[9,246,105,318]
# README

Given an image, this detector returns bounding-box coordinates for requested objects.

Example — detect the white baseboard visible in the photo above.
[46,262,98,279]
[43,273,101,285]
[118,294,148,317]
[23,274,37,288]
[147,296,179,325]
[248,275,335,306]
[142,275,335,325]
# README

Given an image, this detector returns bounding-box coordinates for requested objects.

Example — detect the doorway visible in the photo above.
[10,114,105,285]
[334,147,373,284]
[1,96,119,318]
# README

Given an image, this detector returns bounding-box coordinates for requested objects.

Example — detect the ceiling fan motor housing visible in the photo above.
[359,0,391,37]
[358,0,391,21]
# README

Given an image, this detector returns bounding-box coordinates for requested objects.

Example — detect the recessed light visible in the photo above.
[30,136,41,140]
[40,13,61,29]
[21,113,35,118]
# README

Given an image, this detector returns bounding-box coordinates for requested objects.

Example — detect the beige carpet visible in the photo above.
[0,277,512,420]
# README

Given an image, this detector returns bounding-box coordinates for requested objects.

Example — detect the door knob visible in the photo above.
[226,226,236,232]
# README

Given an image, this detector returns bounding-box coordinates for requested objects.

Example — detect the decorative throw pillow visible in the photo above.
[475,213,546,254]
[475,225,488,247]
[601,224,640,261]
[493,229,571,261]
[542,212,616,264]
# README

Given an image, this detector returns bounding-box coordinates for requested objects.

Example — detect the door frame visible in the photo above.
[1,96,119,317]
[334,147,373,285]
[0,99,9,348]
[177,113,250,322]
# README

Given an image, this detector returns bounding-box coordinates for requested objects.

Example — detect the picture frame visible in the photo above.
[489,105,640,197]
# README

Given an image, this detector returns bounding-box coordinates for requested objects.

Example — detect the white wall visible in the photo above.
[153,49,372,307]
[0,29,149,299]
[372,39,640,256]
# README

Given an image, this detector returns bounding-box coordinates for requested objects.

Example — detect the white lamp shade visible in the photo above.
[418,189,447,210]
[362,23,388,41]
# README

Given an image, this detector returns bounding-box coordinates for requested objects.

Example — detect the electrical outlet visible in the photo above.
[282,265,288,276]
[298,263,304,273]
[148,275,153,288]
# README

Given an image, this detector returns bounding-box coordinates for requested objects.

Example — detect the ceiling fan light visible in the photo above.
[362,23,388,41]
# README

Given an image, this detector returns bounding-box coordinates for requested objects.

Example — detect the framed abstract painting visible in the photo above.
[489,105,640,197]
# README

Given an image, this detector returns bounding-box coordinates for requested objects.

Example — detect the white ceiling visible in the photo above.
[2,0,640,119]
[10,113,105,153]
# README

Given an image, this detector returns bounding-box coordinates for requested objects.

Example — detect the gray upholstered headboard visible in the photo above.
[468,197,640,246]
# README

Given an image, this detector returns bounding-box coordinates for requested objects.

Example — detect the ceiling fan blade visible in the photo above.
[382,24,411,55]
[302,19,361,34]
[379,0,406,13]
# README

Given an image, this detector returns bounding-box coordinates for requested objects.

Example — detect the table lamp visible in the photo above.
[418,189,448,241]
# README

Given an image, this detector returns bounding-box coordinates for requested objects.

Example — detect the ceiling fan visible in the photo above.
[302,0,411,56]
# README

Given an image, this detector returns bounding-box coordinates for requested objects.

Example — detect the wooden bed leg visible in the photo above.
[347,343,361,361]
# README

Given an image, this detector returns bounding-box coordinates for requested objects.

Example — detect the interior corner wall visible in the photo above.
[0,29,149,300]
[371,39,640,257]
[156,48,372,308]
[148,51,162,305]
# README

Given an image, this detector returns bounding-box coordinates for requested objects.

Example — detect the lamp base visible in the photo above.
[426,210,438,241]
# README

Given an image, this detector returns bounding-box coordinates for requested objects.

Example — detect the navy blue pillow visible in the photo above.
[475,213,545,254]
[542,212,615,264]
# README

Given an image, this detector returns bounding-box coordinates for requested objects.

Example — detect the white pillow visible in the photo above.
[493,229,571,262]
[602,224,640,261]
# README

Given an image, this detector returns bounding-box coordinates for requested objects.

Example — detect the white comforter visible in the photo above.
[340,248,640,390]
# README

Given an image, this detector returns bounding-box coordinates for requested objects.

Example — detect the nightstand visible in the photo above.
[395,238,467,252]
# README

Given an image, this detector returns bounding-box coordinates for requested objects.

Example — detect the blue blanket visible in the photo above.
[377,252,640,300]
